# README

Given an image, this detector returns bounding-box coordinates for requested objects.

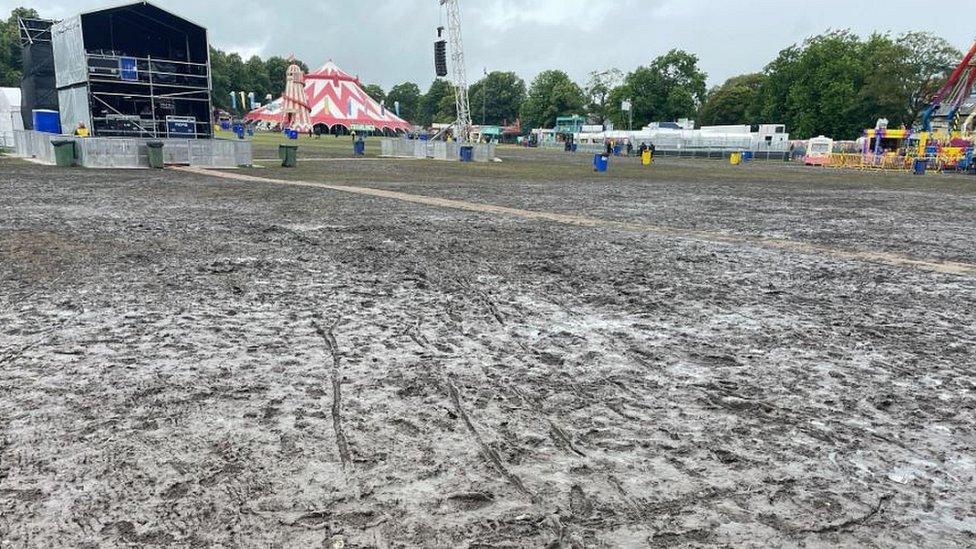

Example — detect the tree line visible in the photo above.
[0,7,965,139]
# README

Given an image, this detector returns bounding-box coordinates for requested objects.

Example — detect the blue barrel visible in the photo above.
[742,151,753,161]
[612,145,621,156]
[459,146,474,162]
[220,120,231,131]
[287,129,298,140]
[593,154,608,172]
[354,140,366,156]
[32,110,61,134]
[913,159,927,175]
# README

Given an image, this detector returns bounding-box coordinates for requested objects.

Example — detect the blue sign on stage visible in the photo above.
[119,57,138,81]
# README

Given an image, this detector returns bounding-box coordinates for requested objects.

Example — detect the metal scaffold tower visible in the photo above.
[440,0,472,141]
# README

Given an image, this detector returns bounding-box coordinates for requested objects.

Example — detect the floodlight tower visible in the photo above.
[440,0,472,141]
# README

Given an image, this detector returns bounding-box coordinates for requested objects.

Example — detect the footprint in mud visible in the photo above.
[568,484,593,517]
[390,418,422,436]
[160,481,189,500]
[445,491,495,511]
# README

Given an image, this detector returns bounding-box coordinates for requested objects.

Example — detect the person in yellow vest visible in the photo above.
[74,122,90,137]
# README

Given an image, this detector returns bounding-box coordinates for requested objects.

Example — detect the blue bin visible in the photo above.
[220,121,231,131]
[593,154,609,172]
[32,110,61,134]
[742,151,753,161]
[287,129,298,140]
[354,140,366,156]
[913,159,927,176]
[613,145,621,157]
[459,146,474,162]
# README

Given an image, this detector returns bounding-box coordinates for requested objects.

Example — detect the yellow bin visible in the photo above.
[730,152,742,165]
[641,150,652,166]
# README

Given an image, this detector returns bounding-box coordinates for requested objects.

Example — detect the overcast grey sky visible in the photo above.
[6,0,975,91]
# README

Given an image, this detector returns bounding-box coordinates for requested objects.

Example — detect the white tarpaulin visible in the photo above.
[0,87,24,149]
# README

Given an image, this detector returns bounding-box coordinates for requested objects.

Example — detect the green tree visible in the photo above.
[209,47,232,110]
[754,30,932,139]
[894,32,961,127]
[362,84,385,104]
[698,73,764,126]
[468,71,526,125]
[264,56,309,100]
[1,7,40,87]
[244,55,271,101]
[519,70,585,130]
[386,82,422,122]
[584,68,623,123]
[611,49,707,129]
[419,79,455,126]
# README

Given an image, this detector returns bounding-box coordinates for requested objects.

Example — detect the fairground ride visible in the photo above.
[921,41,976,134]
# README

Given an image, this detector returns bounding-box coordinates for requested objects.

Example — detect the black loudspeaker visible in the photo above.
[21,42,59,129]
[434,40,448,77]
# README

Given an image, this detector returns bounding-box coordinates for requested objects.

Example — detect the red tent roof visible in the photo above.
[245,61,411,132]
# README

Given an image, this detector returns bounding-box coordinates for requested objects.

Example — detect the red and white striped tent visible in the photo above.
[245,61,411,133]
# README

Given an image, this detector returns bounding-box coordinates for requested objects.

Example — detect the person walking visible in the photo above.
[626,141,633,157]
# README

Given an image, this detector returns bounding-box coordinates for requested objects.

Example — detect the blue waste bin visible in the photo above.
[459,146,474,162]
[913,159,927,175]
[354,140,366,156]
[742,151,753,161]
[233,124,244,139]
[287,129,298,140]
[593,154,609,172]
[32,110,61,134]
[613,145,621,157]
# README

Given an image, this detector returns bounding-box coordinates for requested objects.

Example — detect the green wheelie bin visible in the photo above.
[146,141,165,169]
[51,140,76,167]
[279,144,298,167]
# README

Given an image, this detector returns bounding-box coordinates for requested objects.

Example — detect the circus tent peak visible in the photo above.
[245,60,410,132]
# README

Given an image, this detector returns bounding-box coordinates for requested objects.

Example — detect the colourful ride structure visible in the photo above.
[914,42,976,172]
[921,41,976,134]
[806,43,975,173]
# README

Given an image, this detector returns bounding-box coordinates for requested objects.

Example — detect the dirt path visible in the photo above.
[178,166,976,276]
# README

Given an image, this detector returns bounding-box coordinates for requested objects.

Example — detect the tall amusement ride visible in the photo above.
[922,41,976,134]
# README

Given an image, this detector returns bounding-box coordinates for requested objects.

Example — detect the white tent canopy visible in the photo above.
[0,87,23,149]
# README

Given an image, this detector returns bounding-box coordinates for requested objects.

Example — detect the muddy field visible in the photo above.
[1,149,975,548]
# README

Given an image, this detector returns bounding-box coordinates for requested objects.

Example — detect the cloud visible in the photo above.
[3,0,974,90]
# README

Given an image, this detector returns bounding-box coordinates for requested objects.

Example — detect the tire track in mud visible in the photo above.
[177,167,976,276]
[312,317,351,468]
[446,380,538,503]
